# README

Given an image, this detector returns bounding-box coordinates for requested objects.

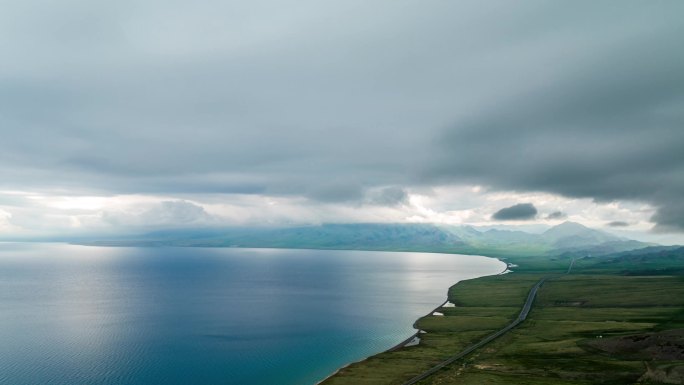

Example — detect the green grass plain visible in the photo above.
[322,253,684,385]
[320,275,538,385]
[416,274,684,385]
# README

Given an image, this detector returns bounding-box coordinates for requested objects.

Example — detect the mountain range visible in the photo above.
[79,221,651,257]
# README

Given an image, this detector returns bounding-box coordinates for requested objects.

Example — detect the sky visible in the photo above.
[1,1,683,244]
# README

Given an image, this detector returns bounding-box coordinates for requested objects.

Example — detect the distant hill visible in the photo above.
[241,223,466,251]
[580,245,684,275]
[443,221,649,256]
[541,221,619,247]
[78,221,653,257]
[538,221,649,256]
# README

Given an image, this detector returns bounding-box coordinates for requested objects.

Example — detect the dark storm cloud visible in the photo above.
[607,221,629,228]
[492,203,538,221]
[307,182,365,203]
[366,187,409,206]
[651,201,684,233]
[0,1,683,230]
[427,3,684,230]
[0,0,440,198]
[546,211,567,220]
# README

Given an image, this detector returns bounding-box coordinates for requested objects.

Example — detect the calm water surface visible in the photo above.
[0,243,504,385]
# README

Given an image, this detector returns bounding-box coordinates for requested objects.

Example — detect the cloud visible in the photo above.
[0,1,682,234]
[546,211,567,220]
[101,200,215,228]
[651,201,684,232]
[428,5,684,230]
[0,209,22,233]
[1,188,682,243]
[365,187,409,206]
[607,221,629,227]
[492,203,538,221]
[306,182,364,203]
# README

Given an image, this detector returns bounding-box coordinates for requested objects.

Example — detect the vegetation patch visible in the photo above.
[324,246,684,385]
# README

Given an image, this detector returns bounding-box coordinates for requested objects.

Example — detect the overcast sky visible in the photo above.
[1,1,683,243]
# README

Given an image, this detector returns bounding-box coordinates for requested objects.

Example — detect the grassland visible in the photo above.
[322,253,684,385]
[417,275,684,385]
[320,275,542,385]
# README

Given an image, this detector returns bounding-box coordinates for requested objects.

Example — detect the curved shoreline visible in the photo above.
[314,259,511,385]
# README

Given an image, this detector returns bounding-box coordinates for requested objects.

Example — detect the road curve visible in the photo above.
[401,278,546,385]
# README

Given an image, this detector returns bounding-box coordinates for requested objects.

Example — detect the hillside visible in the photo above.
[579,245,684,275]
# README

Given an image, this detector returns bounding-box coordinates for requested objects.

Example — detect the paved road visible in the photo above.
[401,278,546,385]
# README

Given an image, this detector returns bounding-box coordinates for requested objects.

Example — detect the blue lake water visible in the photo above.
[0,243,504,385]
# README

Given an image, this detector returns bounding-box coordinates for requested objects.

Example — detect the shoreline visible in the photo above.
[314,259,511,385]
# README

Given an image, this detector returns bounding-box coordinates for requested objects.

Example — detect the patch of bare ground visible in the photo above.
[586,329,684,360]
[640,362,684,384]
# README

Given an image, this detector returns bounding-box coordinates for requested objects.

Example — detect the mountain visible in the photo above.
[79,221,652,257]
[253,223,466,250]
[541,221,620,248]
[536,221,648,255]
[478,229,540,245]
[447,221,647,255]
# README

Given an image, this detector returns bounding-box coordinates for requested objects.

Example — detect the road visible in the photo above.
[400,278,546,385]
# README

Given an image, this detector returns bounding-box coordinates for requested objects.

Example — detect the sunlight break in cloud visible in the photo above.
[1,185,674,243]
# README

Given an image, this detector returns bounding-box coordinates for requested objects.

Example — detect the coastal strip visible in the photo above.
[400,278,545,384]
[314,299,451,385]
[388,261,513,353]
[316,259,510,385]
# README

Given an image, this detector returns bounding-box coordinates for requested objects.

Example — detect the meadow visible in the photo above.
[323,252,684,384]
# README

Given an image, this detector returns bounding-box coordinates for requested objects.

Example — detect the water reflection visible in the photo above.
[0,244,504,385]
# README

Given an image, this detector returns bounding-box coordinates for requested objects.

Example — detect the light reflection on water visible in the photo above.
[0,243,504,385]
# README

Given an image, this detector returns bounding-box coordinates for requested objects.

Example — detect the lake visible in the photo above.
[0,243,504,385]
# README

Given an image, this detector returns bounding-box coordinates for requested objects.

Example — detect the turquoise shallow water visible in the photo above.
[0,243,504,385]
